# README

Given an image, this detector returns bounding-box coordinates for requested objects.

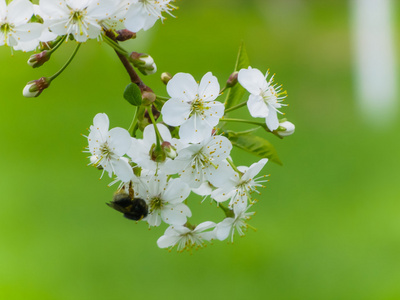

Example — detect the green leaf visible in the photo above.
[224,41,250,110]
[224,130,283,165]
[123,83,142,106]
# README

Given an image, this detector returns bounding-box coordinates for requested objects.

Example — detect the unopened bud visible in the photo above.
[130,52,157,75]
[150,144,167,163]
[142,91,156,106]
[277,121,295,137]
[116,29,136,41]
[161,72,172,85]
[22,77,51,98]
[162,141,177,159]
[226,71,238,88]
[27,51,51,68]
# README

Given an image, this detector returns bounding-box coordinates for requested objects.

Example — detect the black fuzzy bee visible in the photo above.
[107,183,148,221]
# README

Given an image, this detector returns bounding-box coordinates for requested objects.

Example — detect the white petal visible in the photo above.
[265,108,279,131]
[179,113,212,144]
[163,179,191,203]
[93,113,109,134]
[167,73,198,102]
[162,203,191,225]
[124,3,147,32]
[198,72,220,102]
[39,0,69,19]
[238,67,267,94]
[108,127,132,156]
[157,234,180,248]
[161,98,191,126]
[111,158,133,182]
[194,221,216,232]
[215,218,234,241]
[7,0,33,26]
[247,94,269,118]
[241,158,268,182]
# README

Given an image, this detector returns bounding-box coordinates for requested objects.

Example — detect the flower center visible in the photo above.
[261,87,278,105]
[190,98,207,115]
[149,196,163,212]
[99,142,112,159]
[0,22,13,45]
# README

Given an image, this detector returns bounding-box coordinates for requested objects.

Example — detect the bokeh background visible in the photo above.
[1,0,400,299]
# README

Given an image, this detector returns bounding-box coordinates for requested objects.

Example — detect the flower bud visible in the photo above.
[22,77,51,98]
[142,91,156,106]
[27,51,51,68]
[277,121,295,137]
[226,71,238,88]
[161,72,172,85]
[162,141,177,159]
[130,52,157,75]
[150,144,167,163]
[116,29,136,41]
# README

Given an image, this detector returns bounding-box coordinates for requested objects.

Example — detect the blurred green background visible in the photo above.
[1,0,400,299]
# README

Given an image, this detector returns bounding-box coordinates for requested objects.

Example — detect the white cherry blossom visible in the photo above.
[215,205,255,242]
[211,158,269,210]
[39,0,117,42]
[238,67,287,131]
[0,0,42,47]
[124,0,175,32]
[164,135,232,188]
[87,113,133,182]
[157,221,216,252]
[137,172,191,227]
[161,72,225,143]
[127,124,180,173]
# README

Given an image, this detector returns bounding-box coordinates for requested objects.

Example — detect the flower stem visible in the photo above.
[48,35,66,54]
[221,117,283,139]
[226,157,241,175]
[147,105,162,147]
[156,95,169,101]
[218,202,234,218]
[49,43,81,81]
[224,101,247,113]
[128,106,139,137]
[105,30,152,93]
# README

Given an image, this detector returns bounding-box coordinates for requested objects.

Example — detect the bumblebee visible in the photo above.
[107,182,148,221]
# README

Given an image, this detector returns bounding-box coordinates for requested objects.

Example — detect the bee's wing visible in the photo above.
[106,202,127,214]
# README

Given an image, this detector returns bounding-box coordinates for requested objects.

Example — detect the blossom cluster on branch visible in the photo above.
[1,0,295,252]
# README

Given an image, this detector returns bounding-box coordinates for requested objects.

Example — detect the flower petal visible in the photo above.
[198,72,220,102]
[238,67,267,94]
[108,127,132,156]
[167,73,198,101]
[247,94,269,118]
[161,98,191,126]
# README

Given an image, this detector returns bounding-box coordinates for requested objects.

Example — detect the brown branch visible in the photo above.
[105,30,153,93]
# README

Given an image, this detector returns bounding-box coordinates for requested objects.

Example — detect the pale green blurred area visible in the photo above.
[1,0,400,299]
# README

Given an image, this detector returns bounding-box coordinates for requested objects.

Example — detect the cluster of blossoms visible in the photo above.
[1,0,175,51]
[85,68,295,252]
[1,0,295,252]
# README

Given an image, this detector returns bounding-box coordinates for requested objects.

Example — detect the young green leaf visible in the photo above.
[123,82,142,106]
[224,41,250,110]
[224,130,283,165]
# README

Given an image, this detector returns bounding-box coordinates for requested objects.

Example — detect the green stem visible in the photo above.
[221,117,266,128]
[221,117,283,139]
[49,43,81,81]
[103,34,129,57]
[224,101,247,113]
[218,202,234,218]
[156,95,169,101]
[128,107,139,137]
[48,35,66,54]
[220,85,229,95]
[226,157,241,174]
[147,106,162,147]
